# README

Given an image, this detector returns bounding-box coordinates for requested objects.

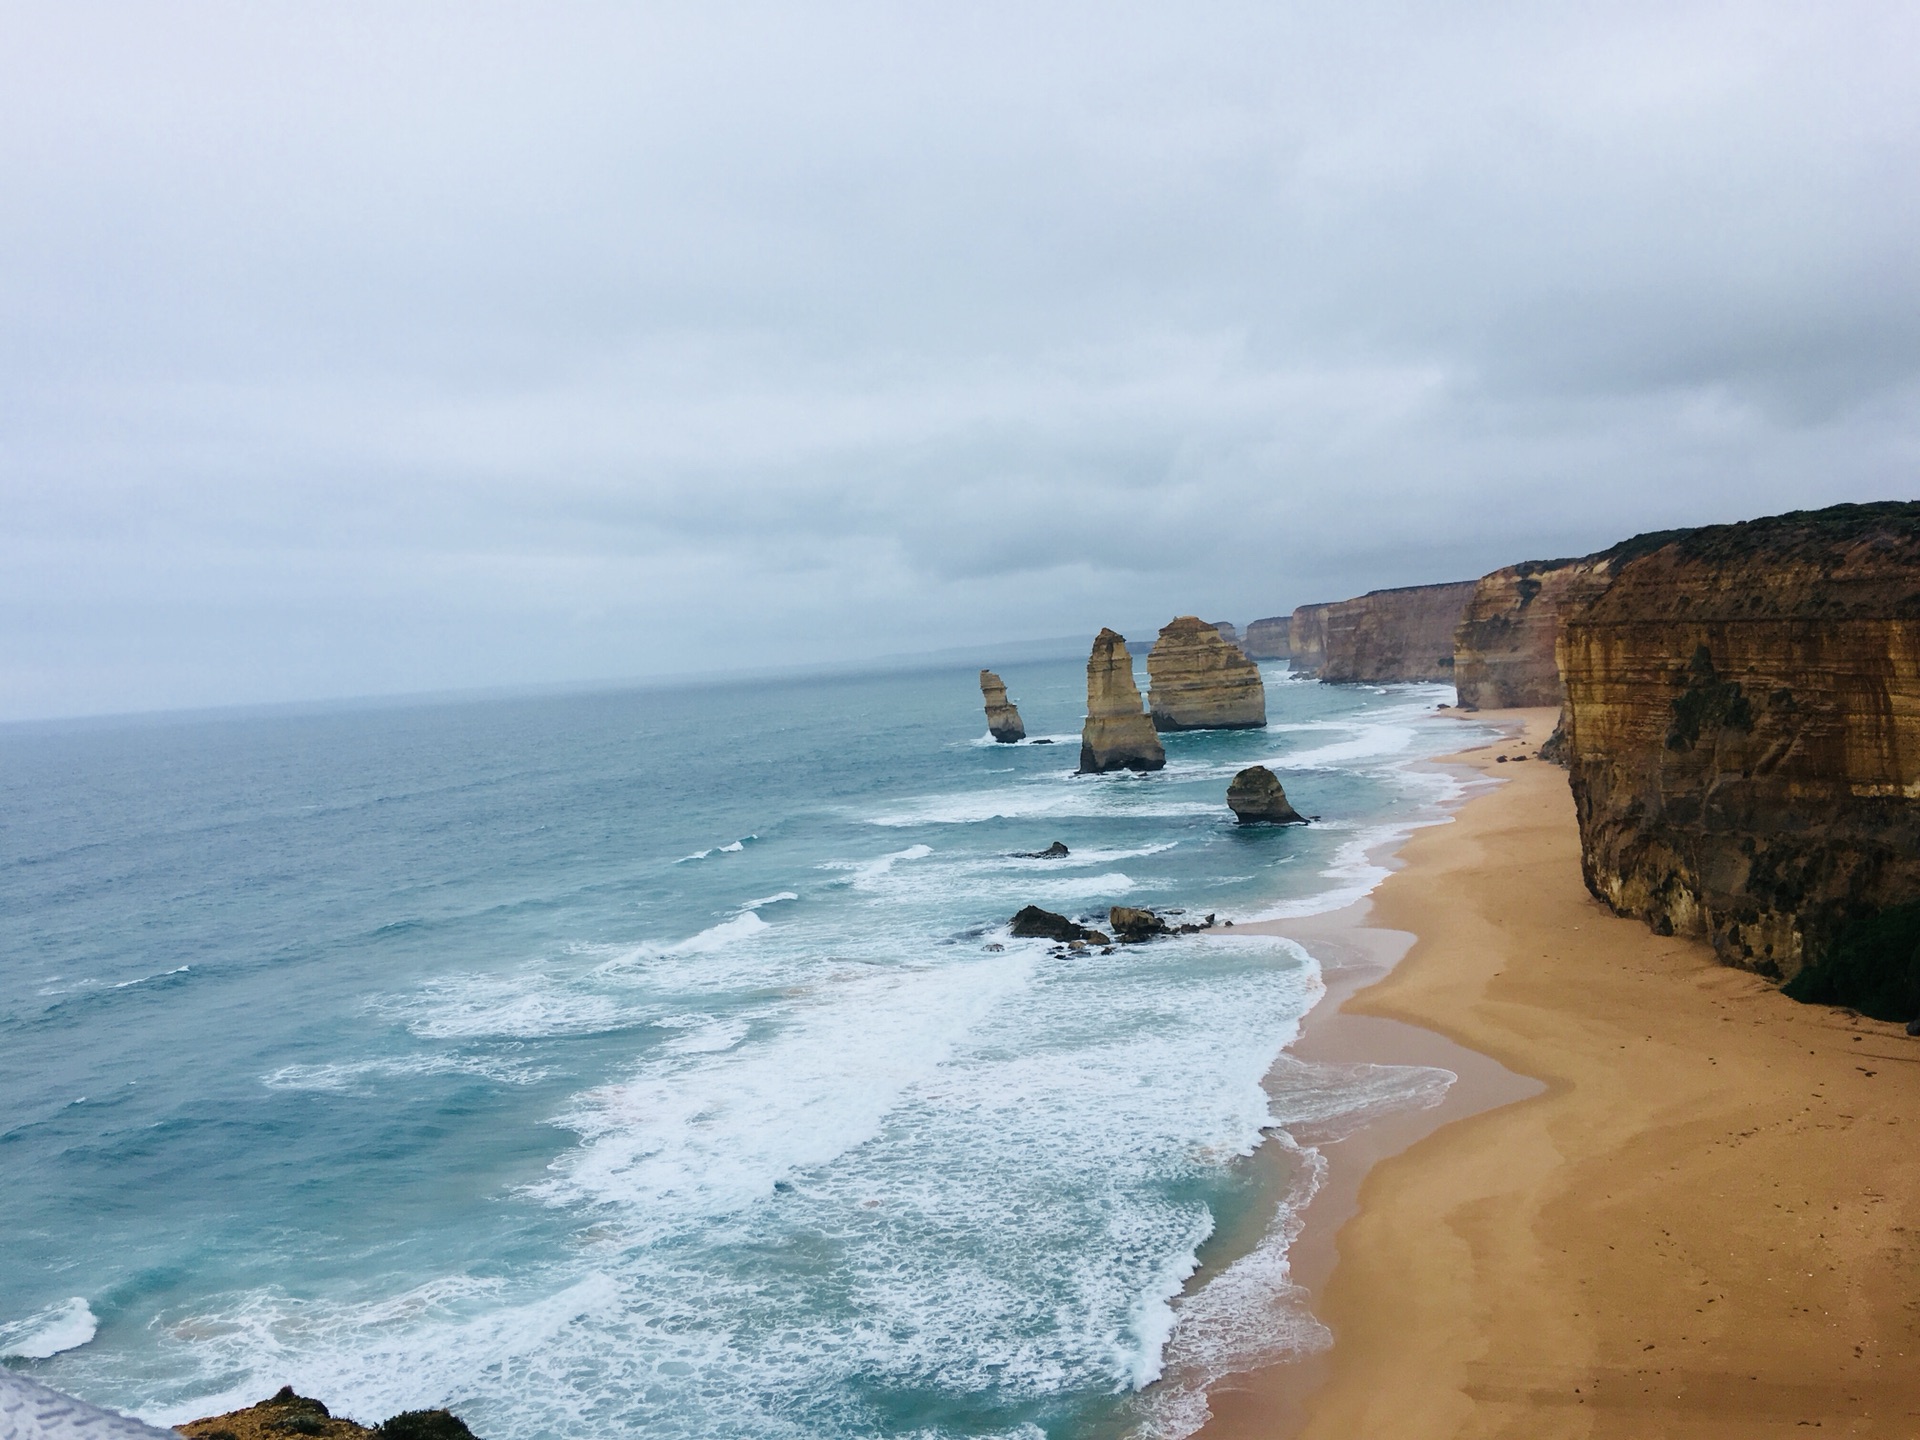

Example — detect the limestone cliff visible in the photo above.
[1559,502,1920,984]
[1210,620,1242,650]
[1241,616,1292,660]
[979,669,1026,743]
[1454,557,1616,709]
[1078,629,1166,773]
[1146,615,1267,730]
[1288,604,1332,675]
[1320,581,1477,684]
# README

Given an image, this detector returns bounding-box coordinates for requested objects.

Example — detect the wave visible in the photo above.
[0,1296,98,1360]
[675,836,756,863]
[735,892,798,913]
[263,1053,548,1094]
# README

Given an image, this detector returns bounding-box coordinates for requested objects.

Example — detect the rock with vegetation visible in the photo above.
[1146,615,1267,730]
[1227,766,1306,824]
[180,1389,481,1440]
[1077,630,1166,773]
[979,670,1026,743]
[1558,502,1920,993]
[1453,556,1618,710]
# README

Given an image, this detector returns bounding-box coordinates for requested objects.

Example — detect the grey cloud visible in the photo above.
[2,1,1917,718]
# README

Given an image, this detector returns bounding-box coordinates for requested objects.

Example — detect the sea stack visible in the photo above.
[979,670,1026,743]
[1078,629,1166,773]
[1146,615,1267,730]
[1227,766,1306,824]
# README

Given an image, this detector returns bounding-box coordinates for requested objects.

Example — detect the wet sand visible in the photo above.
[1197,707,1920,1438]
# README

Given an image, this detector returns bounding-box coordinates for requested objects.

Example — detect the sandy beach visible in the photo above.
[1200,707,1920,1438]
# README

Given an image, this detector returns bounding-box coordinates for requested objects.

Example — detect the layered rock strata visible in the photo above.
[1146,615,1268,730]
[978,669,1026,742]
[1241,616,1292,660]
[1078,629,1166,772]
[1453,557,1618,709]
[1320,580,1477,684]
[1288,603,1332,675]
[1227,766,1306,824]
[1559,503,1920,982]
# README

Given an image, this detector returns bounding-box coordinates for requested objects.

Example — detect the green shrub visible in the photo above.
[375,1411,479,1440]
[1785,902,1920,1022]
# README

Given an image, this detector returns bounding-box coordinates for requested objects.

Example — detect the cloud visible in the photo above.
[2,0,1917,717]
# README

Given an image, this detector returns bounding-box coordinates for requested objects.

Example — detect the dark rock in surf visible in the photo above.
[1108,906,1171,943]
[1010,905,1110,945]
[1227,767,1307,825]
[1014,841,1071,859]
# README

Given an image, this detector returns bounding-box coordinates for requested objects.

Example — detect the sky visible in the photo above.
[3,2,1917,720]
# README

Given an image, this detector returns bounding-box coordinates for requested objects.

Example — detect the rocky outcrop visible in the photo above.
[1227,766,1306,824]
[1320,581,1477,684]
[1453,558,1619,709]
[181,1388,480,1440]
[1559,503,1920,987]
[1078,629,1167,773]
[1289,604,1333,674]
[1241,616,1292,660]
[1013,841,1070,859]
[1146,615,1268,730]
[1010,905,1110,944]
[979,669,1026,743]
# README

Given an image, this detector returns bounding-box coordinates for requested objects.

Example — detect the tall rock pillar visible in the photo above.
[979,670,1026,743]
[1078,629,1166,773]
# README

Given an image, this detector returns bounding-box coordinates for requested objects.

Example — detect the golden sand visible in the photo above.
[1198,709,1920,1438]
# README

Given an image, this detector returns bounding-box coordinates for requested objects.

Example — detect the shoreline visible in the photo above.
[1191,708,1920,1437]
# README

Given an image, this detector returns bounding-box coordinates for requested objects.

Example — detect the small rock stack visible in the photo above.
[979,669,1026,743]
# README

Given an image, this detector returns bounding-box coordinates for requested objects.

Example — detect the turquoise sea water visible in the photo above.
[0,657,1489,1439]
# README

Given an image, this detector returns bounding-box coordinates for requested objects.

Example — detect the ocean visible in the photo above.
[0,656,1491,1439]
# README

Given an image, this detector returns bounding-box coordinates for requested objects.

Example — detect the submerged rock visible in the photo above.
[1009,905,1110,945]
[1078,630,1166,773]
[979,670,1026,743]
[1227,767,1307,825]
[1146,615,1267,731]
[1013,841,1071,859]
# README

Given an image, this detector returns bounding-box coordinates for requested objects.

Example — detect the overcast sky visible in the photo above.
[4,2,1917,719]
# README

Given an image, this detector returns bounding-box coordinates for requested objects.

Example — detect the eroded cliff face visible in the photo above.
[1454,557,1615,709]
[1078,628,1166,773]
[979,669,1026,742]
[1288,604,1332,674]
[1320,581,1477,684]
[1242,616,1292,660]
[1560,503,1920,980]
[1146,615,1267,730]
